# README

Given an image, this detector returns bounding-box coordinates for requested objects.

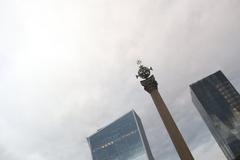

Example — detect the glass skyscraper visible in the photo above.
[87,110,154,160]
[190,71,240,160]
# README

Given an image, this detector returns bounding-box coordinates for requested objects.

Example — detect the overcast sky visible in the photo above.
[0,0,240,159]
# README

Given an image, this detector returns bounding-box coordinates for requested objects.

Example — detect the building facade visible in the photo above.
[190,71,240,160]
[87,110,154,160]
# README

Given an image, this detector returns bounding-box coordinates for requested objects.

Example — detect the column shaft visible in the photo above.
[150,89,194,160]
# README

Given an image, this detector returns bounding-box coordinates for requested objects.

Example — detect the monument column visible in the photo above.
[137,62,194,160]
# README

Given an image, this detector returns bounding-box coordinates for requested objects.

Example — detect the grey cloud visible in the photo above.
[0,0,240,160]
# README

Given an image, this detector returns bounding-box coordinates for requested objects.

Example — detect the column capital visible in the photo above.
[140,75,158,94]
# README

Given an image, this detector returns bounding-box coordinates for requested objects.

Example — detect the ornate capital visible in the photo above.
[140,75,158,93]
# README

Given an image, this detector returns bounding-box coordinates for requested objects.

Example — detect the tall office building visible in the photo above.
[190,71,240,160]
[87,110,154,160]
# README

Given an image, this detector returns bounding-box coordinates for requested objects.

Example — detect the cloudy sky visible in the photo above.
[0,0,240,159]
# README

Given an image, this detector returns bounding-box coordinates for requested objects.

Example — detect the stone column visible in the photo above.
[141,75,194,160]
